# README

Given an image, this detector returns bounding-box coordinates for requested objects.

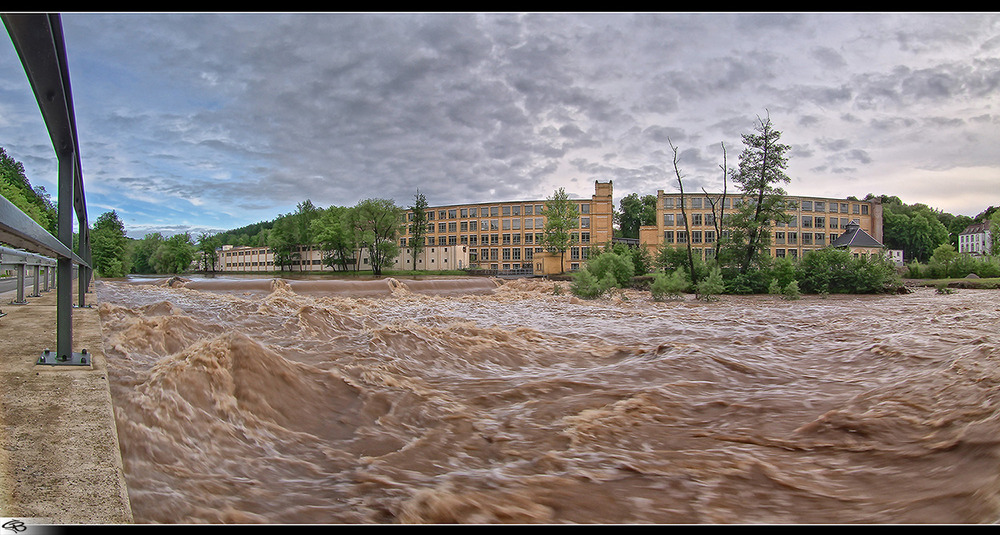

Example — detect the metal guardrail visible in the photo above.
[0,245,57,306]
[2,13,93,366]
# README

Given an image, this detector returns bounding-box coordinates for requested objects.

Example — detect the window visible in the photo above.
[448,222,457,232]
[775,232,785,244]
[802,216,812,228]
[692,197,702,209]
[664,231,674,243]
[861,204,869,215]
[664,214,675,226]
[460,222,468,232]
[705,231,715,243]
[801,200,812,211]
[502,206,511,216]
[663,197,674,208]
[787,232,798,244]
[512,205,521,216]
[580,204,590,214]
[692,213,703,226]
[692,231,702,243]
[448,209,457,219]
[814,201,825,212]
[815,216,825,228]
[525,205,534,215]
[438,223,447,233]
[502,219,511,230]
[512,218,521,230]
[677,231,688,243]
[581,217,590,228]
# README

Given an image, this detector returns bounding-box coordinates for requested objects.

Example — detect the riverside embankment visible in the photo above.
[0,283,133,524]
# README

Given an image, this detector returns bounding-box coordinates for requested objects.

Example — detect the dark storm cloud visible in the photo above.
[3,12,997,239]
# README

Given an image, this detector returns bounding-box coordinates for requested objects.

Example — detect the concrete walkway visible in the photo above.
[0,284,133,524]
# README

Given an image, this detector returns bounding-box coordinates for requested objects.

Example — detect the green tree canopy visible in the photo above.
[408,190,429,267]
[541,187,580,273]
[310,205,355,271]
[615,193,657,239]
[345,198,402,276]
[91,210,131,277]
[727,114,792,273]
[0,146,57,235]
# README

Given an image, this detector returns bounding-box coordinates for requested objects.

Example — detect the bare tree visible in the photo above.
[702,141,730,261]
[668,139,698,285]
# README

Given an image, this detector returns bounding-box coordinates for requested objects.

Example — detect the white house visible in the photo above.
[958,221,992,256]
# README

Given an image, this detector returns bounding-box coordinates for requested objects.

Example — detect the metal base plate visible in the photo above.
[36,350,91,366]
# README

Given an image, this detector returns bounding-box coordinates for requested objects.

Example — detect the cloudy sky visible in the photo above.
[1,12,998,238]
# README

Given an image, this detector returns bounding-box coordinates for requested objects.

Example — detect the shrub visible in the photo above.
[781,280,801,300]
[695,267,725,301]
[650,268,689,301]
[569,268,604,299]
[767,278,782,295]
[586,251,635,287]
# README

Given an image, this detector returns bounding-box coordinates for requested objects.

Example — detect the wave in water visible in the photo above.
[96,277,1000,524]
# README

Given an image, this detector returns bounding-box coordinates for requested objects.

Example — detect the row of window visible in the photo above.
[662,197,870,214]
[663,230,833,246]
[662,213,861,230]
[402,232,592,247]
[411,216,592,235]
[411,203,592,221]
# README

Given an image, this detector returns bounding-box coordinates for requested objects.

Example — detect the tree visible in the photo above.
[930,242,959,275]
[151,233,194,274]
[0,146,57,234]
[409,190,429,268]
[131,232,164,274]
[268,213,301,271]
[703,141,731,260]
[345,198,403,276]
[310,205,355,271]
[615,192,657,239]
[541,187,580,274]
[91,210,130,277]
[197,232,221,271]
[728,114,793,273]
[668,139,698,285]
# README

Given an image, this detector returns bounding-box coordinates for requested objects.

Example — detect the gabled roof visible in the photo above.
[960,221,991,235]
[830,221,884,249]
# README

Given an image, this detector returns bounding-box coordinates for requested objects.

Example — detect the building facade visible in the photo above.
[958,221,992,256]
[394,180,614,274]
[638,191,883,261]
[217,181,615,274]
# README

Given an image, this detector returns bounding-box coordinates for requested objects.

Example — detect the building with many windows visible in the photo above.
[395,180,615,274]
[216,181,615,275]
[638,191,883,261]
[958,221,993,256]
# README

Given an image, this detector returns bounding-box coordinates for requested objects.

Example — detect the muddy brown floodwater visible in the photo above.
[94,276,1000,524]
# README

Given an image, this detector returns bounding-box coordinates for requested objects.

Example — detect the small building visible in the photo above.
[958,221,992,256]
[829,219,885,259]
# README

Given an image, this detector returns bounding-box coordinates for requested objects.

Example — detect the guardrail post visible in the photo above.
[13,262,27,304]
[30,263,40,297]
[56,152,74,361]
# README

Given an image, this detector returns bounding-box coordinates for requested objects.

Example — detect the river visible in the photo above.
[94,276,1000,524]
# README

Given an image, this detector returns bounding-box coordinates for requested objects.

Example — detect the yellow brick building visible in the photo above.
[395,180,615,274]
[638,191,883,261]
